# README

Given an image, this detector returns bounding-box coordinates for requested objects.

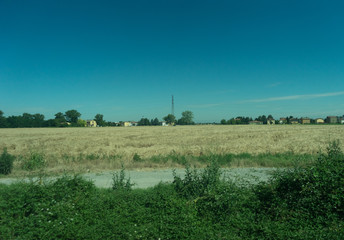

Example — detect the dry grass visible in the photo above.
[0,125,343,174]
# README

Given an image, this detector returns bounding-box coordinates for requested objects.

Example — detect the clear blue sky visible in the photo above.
[1,0,344,123]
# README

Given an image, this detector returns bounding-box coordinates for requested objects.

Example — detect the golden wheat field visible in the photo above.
[1,125,343,174]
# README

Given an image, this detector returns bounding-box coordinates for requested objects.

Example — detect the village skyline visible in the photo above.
[1,108,343,128]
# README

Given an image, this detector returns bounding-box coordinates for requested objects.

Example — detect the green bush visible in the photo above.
[254,140,344,221]
[132,153,142,162]
[0,148,14,175]
[112,167,134,191]
[172,160,222,199]
[21,151,45,171]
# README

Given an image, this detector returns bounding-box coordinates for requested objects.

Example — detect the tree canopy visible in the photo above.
[65,110,81,124]
[178,111,194,125]
[138,118,151,126]
[94,114,105,127]
[163,114,176,125]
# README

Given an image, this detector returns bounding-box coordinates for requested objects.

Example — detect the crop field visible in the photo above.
[0,125,343,175]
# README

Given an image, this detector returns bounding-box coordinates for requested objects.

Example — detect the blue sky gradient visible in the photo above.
[1,0,344,122]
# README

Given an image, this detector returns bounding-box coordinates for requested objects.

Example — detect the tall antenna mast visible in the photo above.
[171,95,175,116]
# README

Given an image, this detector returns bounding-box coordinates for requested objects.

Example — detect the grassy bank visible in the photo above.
[4,150,317,177]
[1,142,343,239]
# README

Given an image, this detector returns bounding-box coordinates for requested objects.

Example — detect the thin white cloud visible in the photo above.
[187,103,223,108]
[266,82,282,88]
[242,91,344,103]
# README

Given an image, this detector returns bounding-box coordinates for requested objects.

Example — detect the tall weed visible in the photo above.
[172,160,222,199]
[112,166,134,191]
[0,148,14,175]
[21,151,46,171]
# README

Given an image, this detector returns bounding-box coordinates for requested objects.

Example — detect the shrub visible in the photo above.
[172,160,222,199]
[132,153,142,162]
[255,140,344,221]
[21,151,45,171]
[0,148,14,175]
[112,166,134,191]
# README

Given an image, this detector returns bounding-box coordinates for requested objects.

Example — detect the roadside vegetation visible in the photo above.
[1,141,343,239]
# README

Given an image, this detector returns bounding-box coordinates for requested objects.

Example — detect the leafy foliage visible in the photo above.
[112,167,134,191]
[1,142,344,239]
[163,114,176,125]
[64,110,81,124]
[0,148,14,175]
[21,151,46,171]
[177,110,194,125]
[255,140,344,221]
[94,114,105,126]
[172,160,222,199]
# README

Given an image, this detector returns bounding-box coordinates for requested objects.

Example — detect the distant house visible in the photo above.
[122,121,138,127]
[249,121,263,125]
[339,117,344,124]
[315,118,325,124]
[300,118,311,124]
[279,118,287,124]
[267,119,275,125]
[290,118,299,124]
[160,121,168,126]
[87,120,97,127]
[326,116,339,124]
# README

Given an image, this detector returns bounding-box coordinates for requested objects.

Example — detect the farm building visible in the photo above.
[160,121,168,126]
[326,116,339,124]
[279,118,287,124]
[87,120,97,127]
[290,118,299,124]
[122,121,138,127]
[315,118,325,124]
[300,118,311,124]
[123,122,132,127]
[267,119,275,125]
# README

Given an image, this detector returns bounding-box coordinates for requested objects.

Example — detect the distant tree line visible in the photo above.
[137,111,195,126]
[0,110,100,128]
[0,110,196,128]
[221,115,275,125]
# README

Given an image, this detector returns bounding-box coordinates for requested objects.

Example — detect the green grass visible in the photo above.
[141,151,316,168]
[0,142,343,239]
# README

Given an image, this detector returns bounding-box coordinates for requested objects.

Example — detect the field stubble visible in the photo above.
[0,125,343,175]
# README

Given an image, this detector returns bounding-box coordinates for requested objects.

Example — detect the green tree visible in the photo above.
[22,113,34,127]
[77,119,87,127]
[163,114,176,125]
[54,112,67,127]
[151,118,160,126]
[33,113,45,127]
[94,114,105,126]
[227,118,236,125]
[138,118,151,126]
[220,119,227,125]
[178,111,194,125]
[256,115,267,124]
[65,110,81,124]
[55,112,65,120]
[0,110,7,128]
